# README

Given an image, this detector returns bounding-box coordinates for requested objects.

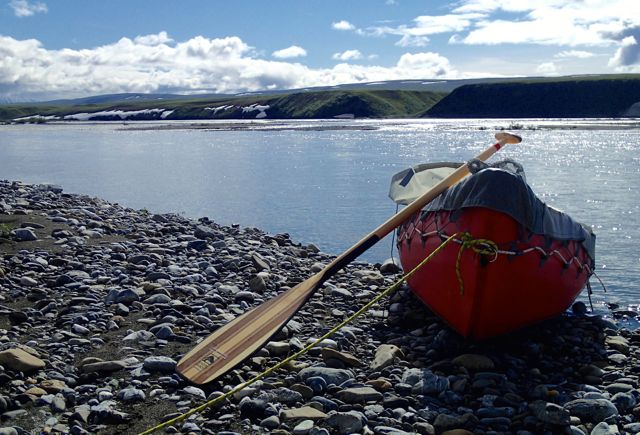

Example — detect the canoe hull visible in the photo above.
[397,207,594,339]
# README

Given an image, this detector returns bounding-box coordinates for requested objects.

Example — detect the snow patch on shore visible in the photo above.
[204,105,235,115]
[241,104,270,119]
[13,114,60,121]
[63,108,171,120]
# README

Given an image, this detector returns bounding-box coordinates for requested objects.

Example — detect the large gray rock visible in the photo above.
[564,398,619,423]
[123,330,155,343]
[265,341,290,357]
[337,387,383,404]
[13,228,37,241]
[81,360,127,374]
[194,225,219,239]
[402,368,449,394]
[591,422,620,435]
[299,367,354,386]
[325,411,366,434]
[143,356,177,373]
[605,336,630,355]
[370,344,404,371]
[0,348,45,373]
[379,258,402,274]
[530,401,571,425]
[293,419,314,435]
[249,275,268,293]
[105,288,142,305]
[611,391,637,412]
[280,406,327,421]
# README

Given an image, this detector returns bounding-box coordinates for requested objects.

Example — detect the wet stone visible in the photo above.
[81,360,127,374]
[337,387,383,404]
[0,348,45,373]
[321,348,361,367]
[325,411,365,434]
[370,344,404,371]
[260,415,280,429]
[604,383,634,394]
[299,367,354,386]
[117,387,146,402]
[564,398,619,423]
[13,228,37,241]
[402,368,449,394]
[293,419,315,435]
[280,406,328,421]
[143,356,177,373]
[591,422,620,435]
[530,401,571,425]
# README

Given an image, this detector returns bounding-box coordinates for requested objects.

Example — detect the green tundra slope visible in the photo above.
[425,76,640,118]
[0,90,445,122]
[5,75,640,122]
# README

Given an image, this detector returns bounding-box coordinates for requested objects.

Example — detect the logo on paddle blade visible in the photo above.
[194,347,227,371]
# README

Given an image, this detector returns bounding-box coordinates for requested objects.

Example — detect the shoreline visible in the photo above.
[0,180,639,434]
[4,118,640,133]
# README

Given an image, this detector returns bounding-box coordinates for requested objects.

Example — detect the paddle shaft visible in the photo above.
[177,133,520,384]
[319,138,511,280]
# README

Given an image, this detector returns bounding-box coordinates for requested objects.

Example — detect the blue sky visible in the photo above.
[1,0,639,101]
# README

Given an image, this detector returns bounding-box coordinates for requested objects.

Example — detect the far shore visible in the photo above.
[8,118,638,133]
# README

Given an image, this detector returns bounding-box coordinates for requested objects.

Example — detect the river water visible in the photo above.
[1,119,638,311]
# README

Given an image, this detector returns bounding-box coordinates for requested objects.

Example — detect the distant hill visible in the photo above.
[425,76,640,118]
[3,74,640,122]
[1,90,446,122]
[24,76,558,105]
[244,77,552,95]
[164,90,444,120]
[42,92,231,106]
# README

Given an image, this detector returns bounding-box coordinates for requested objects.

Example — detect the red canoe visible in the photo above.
[393,164,596,339]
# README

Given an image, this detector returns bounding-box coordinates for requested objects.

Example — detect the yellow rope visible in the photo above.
[455,232,499,295]
[138,232,461,435]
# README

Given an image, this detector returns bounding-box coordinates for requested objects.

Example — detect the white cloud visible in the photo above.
[462,18,608,46]
[455,0,640,46]
[396,52,456,77]
[396,35,430,47]
[332,20,355,31]
[9,0,47,17]
[453,0,547,14]
[134,31,174,46]
[272,45,307,59]
[347,0,640,72]
[412,14,483,34]
[332,49,363,61]
[0,33,459,101]
[368,13,481,45]
[554,50,595,59]
[536,61,559,75]
[608,35,640,69]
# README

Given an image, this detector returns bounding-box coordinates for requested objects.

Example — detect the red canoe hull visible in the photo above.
[397,207,594,339]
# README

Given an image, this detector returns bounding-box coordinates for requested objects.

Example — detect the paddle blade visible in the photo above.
[177,273,324,384]
[495,132,522,145]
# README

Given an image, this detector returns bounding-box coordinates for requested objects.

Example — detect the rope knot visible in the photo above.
[456,232,499,295]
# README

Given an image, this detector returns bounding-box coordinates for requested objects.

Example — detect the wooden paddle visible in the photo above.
[177,132,522,384]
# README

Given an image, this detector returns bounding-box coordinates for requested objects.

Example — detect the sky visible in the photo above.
[1,0,640,101]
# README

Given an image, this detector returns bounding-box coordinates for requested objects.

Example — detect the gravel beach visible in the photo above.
[0,179,639,435]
